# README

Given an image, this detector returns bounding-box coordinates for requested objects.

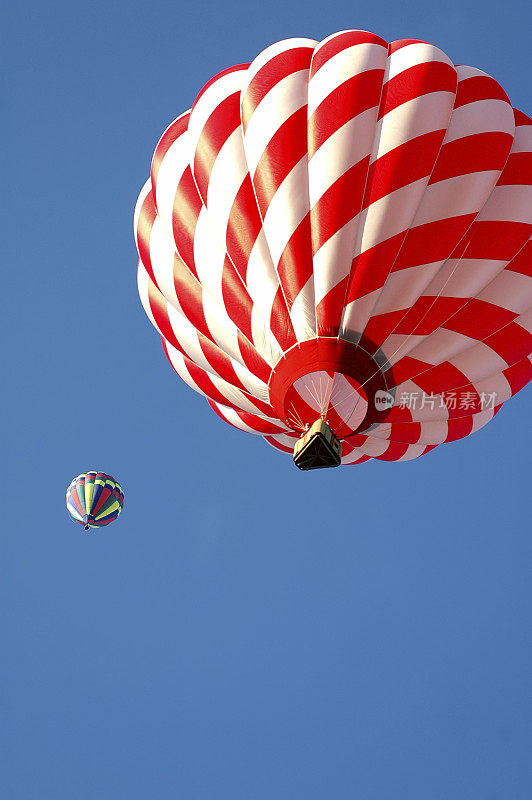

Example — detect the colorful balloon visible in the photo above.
[135,31,532,469]
[66,472,124,530]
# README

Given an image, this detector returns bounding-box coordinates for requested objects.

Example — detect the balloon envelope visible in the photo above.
[66,472,124,530]
[135,31,532,466]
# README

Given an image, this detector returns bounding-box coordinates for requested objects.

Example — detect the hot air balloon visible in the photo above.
[66,472,124,530]
[134,31,532,470]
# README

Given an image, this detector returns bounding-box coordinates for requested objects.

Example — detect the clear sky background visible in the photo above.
[3,0,531,797]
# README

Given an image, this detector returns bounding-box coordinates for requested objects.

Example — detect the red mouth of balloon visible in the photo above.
[268,337,394,438]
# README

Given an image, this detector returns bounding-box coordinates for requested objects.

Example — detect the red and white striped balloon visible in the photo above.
[135,31,532,466]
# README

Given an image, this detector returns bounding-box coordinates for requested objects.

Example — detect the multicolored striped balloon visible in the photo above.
[135,31,532,467]
[66,472,124,530]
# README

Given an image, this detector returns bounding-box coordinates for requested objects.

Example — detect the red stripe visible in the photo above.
[193,92,241,201]
[176,351,276,417]
[310,31,387,77]
[235,330,271,384]
[69,489,84,516]
[514,109,532,127]
[175,353,244,411]
[429,132,513,184]
[344,454,371,465]
[343,432,370,448]
[363,129,447,208]
[233,409,286,434]
[263,435,294,454]
[151,113,189,188]
[171,166,202,280]
[345,230,408,303]
[375,441,411,461]
[207,400,286,434]
[192,64,249,110]
[171,255,211,341]
[226,175,295,353]
[483,323,532,366]
[386,355,432,387]
[316,276,349,337]
[381,421,421,444]
[446,416,474,441]
[270,286,297,351]
[197,338,251,393]
[378,61,457,120]
[149,275,269,390]
[276,212,313,308]
[442,299,517,340]
[459,220,531,261]
[225,174,262,282]
[251,106,308,211]
[148,276,252,393]
[393,215,477,271]
[391,296,456,336]
[412,363,480,411]
[147,282,181,351]
[308,69,384,156]
[507,240,532,277]
[389,39,427,54]
[136,192,158,288]
[496,151,532,186]
[311,158,370,253]
[453,75,509,109]
[92,487,112,516]
[241,47,313,129]
[220,255,254,340]
[503,357,532,395]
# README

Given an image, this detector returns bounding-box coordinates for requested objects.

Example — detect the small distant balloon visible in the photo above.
[66,472,124,531]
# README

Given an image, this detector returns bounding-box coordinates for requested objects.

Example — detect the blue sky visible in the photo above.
[3,0,532,797]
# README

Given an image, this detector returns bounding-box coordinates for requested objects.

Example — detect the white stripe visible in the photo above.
[137,262,158,330]
[205,127,247,225]
[340,290,382,341]
[341,447,367,464]
[308,108,378,202]
[261,156,309,264]
[515,307,532,335]
[381,334,427,366]
[470,407,496,434]
[386,42,453,82]
[450,341,509,381]
[153,125,192,230]
[243,70,309,175]
[313,220,358,305]
[369,91,455,165]
[371,262,443,315]
[193,207,225,297]
[353,177,428,258]
[307,41,387,115]
[442,99,514,144]
[289,275,316,340]
[134,180,151,242]
[476,185,532,224]
[241,38,317,95]
[478,270,532,314]
[211,401,289,433]
[165,347,204,396]
[355,436,390,457]
[423,258,507,298]
[413,171,502,227]
[188,69,245,149]
[165,342,269,414]
[148,216,180,307]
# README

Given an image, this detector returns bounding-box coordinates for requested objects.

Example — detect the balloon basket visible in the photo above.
[293,419,342,471]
